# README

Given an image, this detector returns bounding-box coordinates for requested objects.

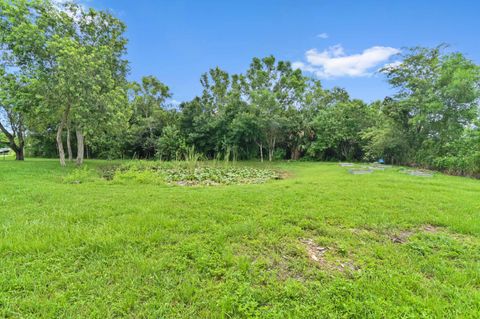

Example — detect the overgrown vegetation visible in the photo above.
[1,159,479,318]
[97,161,281,186]
[1,1,479,176]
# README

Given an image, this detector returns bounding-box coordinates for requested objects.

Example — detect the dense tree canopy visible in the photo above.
[1,1,479,176]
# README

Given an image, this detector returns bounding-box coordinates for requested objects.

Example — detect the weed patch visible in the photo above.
[101,161,281,186]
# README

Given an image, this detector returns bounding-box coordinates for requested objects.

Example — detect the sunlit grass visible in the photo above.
[0,159,479,318]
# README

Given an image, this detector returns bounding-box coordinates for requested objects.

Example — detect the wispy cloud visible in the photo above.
[316,33,329,39]
[293,44,400,78]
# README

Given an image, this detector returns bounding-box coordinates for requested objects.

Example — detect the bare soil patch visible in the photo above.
[300,238,359,273]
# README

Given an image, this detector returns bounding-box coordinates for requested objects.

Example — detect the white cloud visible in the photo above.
[293,44,400,78]
[316,33,329,39]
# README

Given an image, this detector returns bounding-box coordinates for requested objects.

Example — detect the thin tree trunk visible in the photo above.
[56,110,68,167]
[66,125,73,161]
[76,128,84,165]
[56,123,66,167]
[258,142,264,163]
[268,137,276,162]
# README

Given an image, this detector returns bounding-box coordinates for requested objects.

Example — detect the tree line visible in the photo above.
[1,1,479,176]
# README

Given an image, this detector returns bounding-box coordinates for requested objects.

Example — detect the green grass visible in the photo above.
[1,159,479,318]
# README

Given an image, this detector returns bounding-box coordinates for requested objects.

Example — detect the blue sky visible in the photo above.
[86,0,479,104]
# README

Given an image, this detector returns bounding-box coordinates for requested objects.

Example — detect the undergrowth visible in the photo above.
[97,161,280,186]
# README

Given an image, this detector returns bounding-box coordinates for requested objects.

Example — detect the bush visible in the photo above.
[156,125,187,160]
[433,153,480,176]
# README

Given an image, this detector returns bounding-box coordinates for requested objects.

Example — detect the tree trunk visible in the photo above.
[268,137,276,162]
[67,125,73,161]
[15,134,25,160]
[15,147,24,160]
[56,109,69,167]
[76,128,84,165]
[0,121,24,161]
[56,122,66,167]
[258,142,264,163]
[291,147,301,160]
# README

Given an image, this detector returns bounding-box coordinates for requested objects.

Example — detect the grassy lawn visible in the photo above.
[0,159,479,318]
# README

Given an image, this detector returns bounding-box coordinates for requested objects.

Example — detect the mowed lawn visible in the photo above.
[0,159,479,318]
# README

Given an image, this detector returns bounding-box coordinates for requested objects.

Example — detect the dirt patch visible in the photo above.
[300,238,359,273]
[276,170,293,180]
[391,230,414,244]
[390,225,443,244]
[300,238,329,263]
[422,224,441,233]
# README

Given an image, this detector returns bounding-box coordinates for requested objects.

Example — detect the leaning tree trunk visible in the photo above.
[66,125,73,161]
[76,128,84,165]
[0,120,24,161]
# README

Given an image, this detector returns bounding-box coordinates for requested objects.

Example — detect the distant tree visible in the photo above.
[309,96,373,161]
[361,100,411,164]
[127,76,171,158]
[46,3,129,166]
[379,46,480,165]
[0,0,47,160]
[155,125,187,160]
[1,0,130,166]
[244,56,306,161]
[0,71,30,160]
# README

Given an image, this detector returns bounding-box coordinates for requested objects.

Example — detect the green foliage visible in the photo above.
[0,134,8,148]
[103,160,279,186]
[126,76,173,158]
[1,0,129,164]
[162,166,279,185]
[1,0,479,177]
[309,98,374,161]
[373,46,480,174]
[155,125,187,160]
[431,127,480,176]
